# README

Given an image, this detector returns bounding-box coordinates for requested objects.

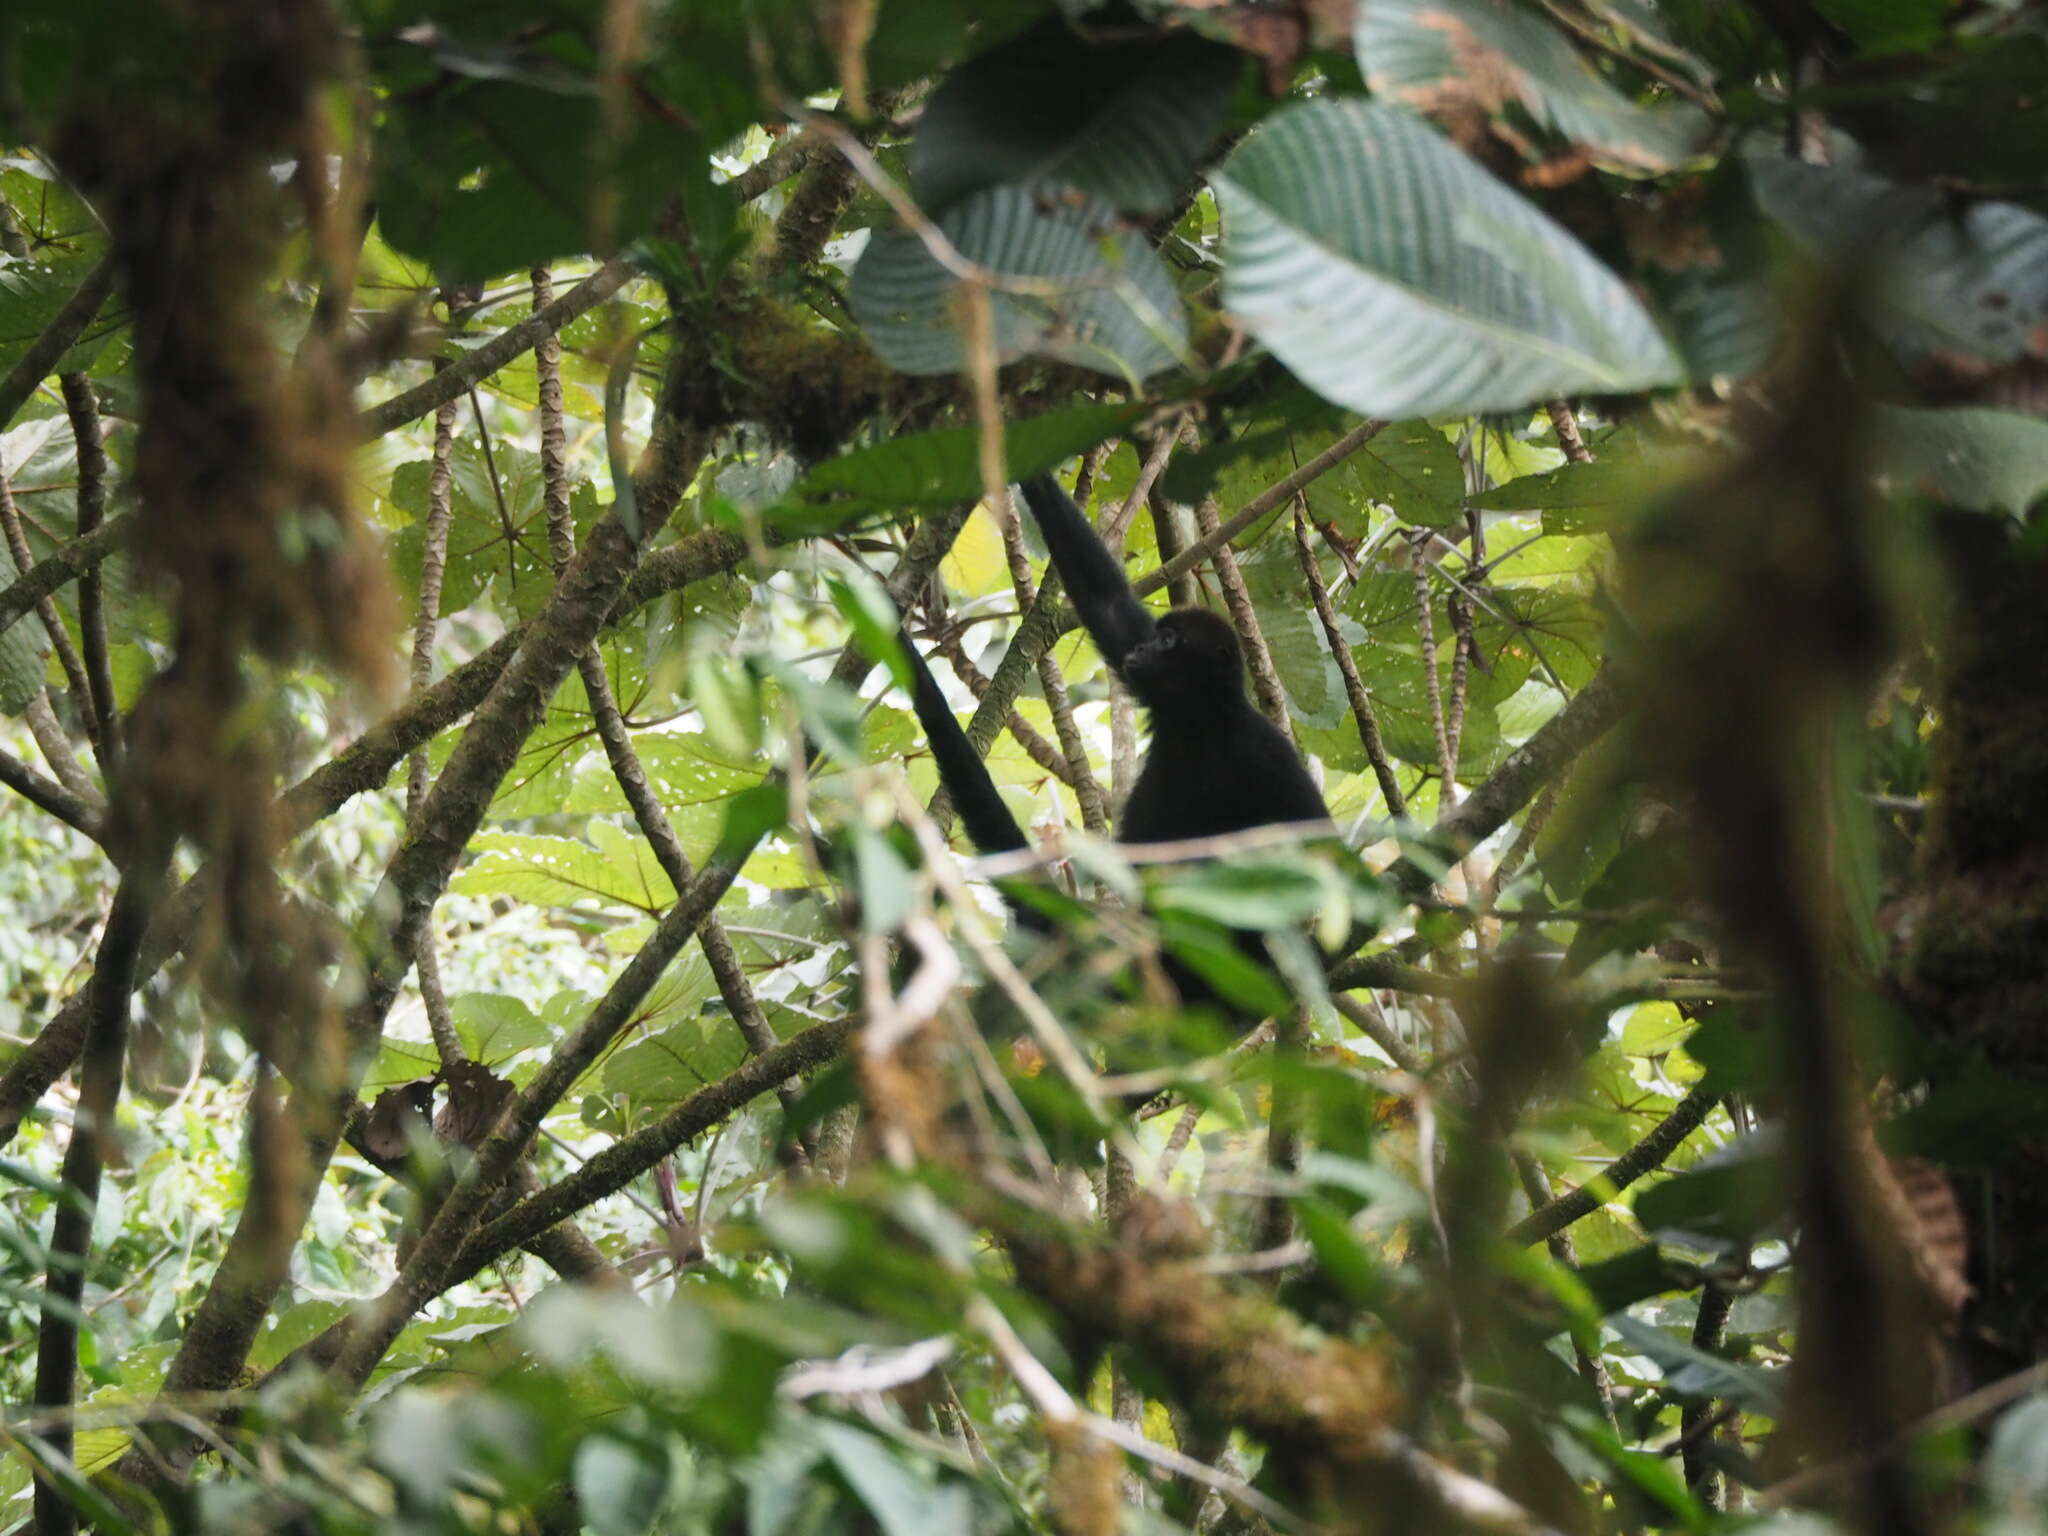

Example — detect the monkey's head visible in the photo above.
[1123,606,1244,711]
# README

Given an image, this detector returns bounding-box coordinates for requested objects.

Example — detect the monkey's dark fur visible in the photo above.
[892,471,1331,1008]
[1014,473,1329,843]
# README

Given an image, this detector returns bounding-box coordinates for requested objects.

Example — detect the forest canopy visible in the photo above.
[3,1,2048,1533]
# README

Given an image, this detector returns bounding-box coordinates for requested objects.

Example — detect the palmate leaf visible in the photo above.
[451,829,674,913]
[849,184,1187,383]
[1359,0,1710,174]
[1212,99,1681,420]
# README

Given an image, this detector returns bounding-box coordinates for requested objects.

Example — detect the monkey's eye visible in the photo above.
[1157,629,1177,648]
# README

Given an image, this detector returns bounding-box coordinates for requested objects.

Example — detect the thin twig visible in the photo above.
[57,376,119,767]
[1413,545,1459,813]
[408,382,465,1067]
[1195,493,1291,734]
[1295,507,1406,817]
[531,265,789,1105]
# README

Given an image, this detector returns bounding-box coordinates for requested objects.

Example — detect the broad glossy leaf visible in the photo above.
[1608,1315,1783,1412]
[1214,100,1680,418]
[850,184,1187,382]
[913,20,1240,215]
[1872,406,2048,516]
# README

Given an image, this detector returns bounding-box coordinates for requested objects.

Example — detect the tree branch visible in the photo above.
[31,857,162,1534]
[1507,1081,1719,1245]
[0,258,116,436]
[0,745,104,840]
[0,514,134,641]
[354,258,632,439]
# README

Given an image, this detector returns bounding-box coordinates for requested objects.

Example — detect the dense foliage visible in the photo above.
[3,1,2048,1533]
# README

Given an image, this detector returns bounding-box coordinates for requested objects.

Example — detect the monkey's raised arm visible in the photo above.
[1017,473,1155,673]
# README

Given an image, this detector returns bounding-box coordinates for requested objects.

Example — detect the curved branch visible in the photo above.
[0,747,103,840]
[0,258,117,435]
[1507,1081,1719,1246]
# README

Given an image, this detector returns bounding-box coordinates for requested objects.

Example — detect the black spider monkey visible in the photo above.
[888,469,1332,1013]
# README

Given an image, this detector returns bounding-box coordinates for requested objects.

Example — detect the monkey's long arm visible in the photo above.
[1017,473,1155,672]
[897,629,1030,856]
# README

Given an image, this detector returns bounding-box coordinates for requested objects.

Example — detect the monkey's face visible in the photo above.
[1124,607,1244,707]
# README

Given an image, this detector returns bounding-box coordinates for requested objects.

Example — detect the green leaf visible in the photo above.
[1560,1406,1709,1532]
[1346,419,1467,527]
[1155,915,1293,1019]
[849,184,1187,383]
[712,781,789,868]
[1632,1132,1787,1245]
[813,1420,975,1536]
[912,21,1241,216]
[1872,406,2048,517]
[796,403,1144,506]
[449,994,553,1064]
[1468,456,1664,525]
[0,598,45,716]
[1151,858,1329,931]
[1575,1245,1690,1314]
[1212,99,1680,419]
[1360,0,1710,174]
[573,1436,672,1536]
[828,572,907,692]
[853,824,915,935]
[1295,1199,1386,1307]
[1608,1315,1784,1413]
[452,830,672,913]
[0,250,118,377]
[686,651,765,761]
[376,82,713,279]
[758,659,865,764]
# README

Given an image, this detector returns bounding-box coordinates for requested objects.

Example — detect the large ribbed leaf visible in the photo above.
[912,20,1240,216]
[1359,0,1708,174]
[849,185,1186,383]
[1213,100,1680,419]
[1749,150,2048,368]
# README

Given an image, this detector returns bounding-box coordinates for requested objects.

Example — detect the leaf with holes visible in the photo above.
[1213,99,1680,419]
